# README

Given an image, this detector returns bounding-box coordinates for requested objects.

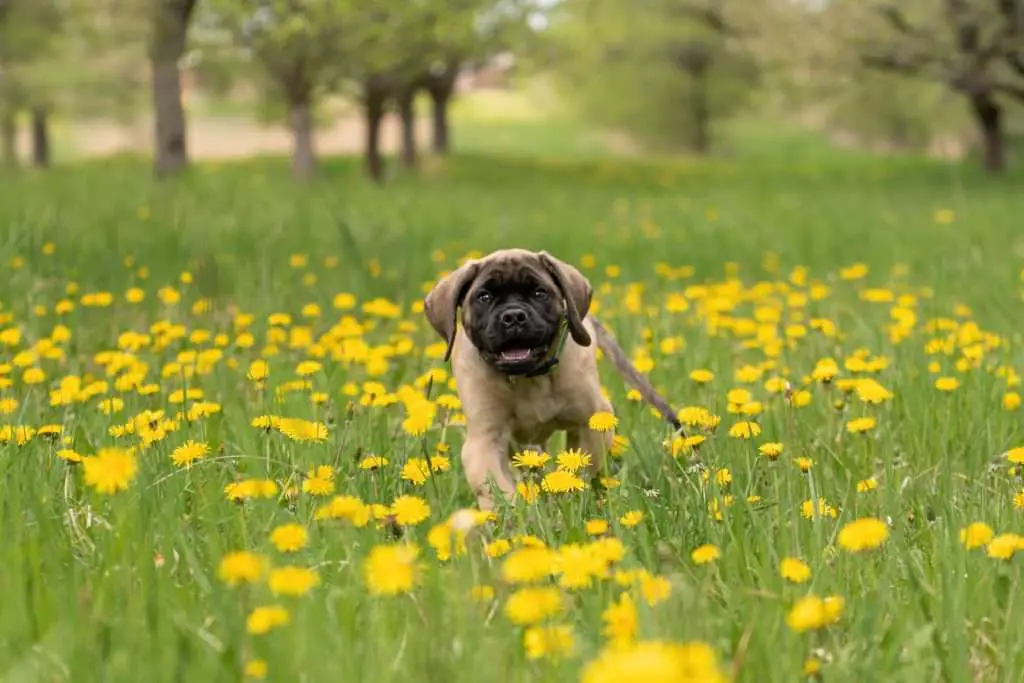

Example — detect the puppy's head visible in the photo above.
[424,249,592,374]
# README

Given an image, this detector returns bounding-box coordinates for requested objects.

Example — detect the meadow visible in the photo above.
[0,119,1022,683]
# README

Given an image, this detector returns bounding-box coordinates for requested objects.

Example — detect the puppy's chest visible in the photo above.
[505,377,582,436]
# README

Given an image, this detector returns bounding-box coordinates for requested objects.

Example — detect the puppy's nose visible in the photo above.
[500,307,528,328]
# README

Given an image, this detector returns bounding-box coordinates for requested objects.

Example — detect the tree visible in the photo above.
[0,0,62,168]
[205,0,349,180]
[848,0,1024,173]
[540,0,759,155]
[423,0,529,155]
[151,0,198,176]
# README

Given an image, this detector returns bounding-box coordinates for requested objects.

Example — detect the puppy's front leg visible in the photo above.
[461,429,516,511]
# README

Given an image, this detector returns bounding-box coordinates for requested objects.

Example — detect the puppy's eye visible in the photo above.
[476,290,493,304]
[533,288,549,300]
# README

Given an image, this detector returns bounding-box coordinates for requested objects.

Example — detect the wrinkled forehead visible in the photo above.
[473,256,555,292]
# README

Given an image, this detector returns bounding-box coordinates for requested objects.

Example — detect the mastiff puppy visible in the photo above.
[424,248,681,510]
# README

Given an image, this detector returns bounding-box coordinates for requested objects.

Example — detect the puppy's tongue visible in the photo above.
[499,349,532,362]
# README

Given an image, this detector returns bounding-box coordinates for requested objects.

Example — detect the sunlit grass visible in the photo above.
[0,151,1022,682]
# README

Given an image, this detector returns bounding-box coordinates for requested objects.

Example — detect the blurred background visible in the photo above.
[0,0,1022,181]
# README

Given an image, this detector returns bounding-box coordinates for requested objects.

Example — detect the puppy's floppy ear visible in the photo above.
[424,260,482,362]
[537,251,593,347]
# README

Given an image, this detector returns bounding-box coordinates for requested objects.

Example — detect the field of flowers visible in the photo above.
[0,154,1022,683]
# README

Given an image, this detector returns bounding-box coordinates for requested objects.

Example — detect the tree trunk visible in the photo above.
[289,96,316,180]
[31,107,49,168]
[152,57,188,175]
[398,87,417,168]
[426,68,457,155]
[150,0,196,177]
[364,83,386,183]
[690,65,711,155]
[1,112,15,168]
[969,94,1005,173]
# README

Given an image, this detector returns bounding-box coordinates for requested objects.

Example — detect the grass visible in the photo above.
[0,130,1022,683]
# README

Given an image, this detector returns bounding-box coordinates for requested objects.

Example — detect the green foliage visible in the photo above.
[203,0,353,102]
[823,68,969,152]
[0,0,149,121]
[539,0,759,153]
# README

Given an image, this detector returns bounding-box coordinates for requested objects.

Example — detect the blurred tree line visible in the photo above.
[1,0,1023,179]
[540,0,1024,173]
[0,0,527,181]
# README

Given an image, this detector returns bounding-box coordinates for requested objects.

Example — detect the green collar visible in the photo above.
[507,319,570,384]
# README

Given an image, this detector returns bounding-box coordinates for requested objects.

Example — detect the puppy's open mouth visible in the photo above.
[498,348,537,363]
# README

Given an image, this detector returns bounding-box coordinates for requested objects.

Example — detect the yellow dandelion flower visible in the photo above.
[959,522,994,550]
[556,448,592,473]
[277,417,328,443]
[804,658,822,676]
[218,551,267,586]
[800,498,838,520]
[82,448,138,495]
[170,439,209,468]
[516,481,541,504]
[504,586,565,625]
[56,448,84,464]
[542,470,586,493]
[486,539,512,558]
[986,534,1024,560]
[788,389,812,407]
[400,458,432,485]
[501,546,559,584]
[691,544,720,565]
[244,659,268,679]
[935,376,960,392]
[779,558,811,583]
[585,519,609,536]
[268,566,320,597]
[846,417,877,434]
[588,411,618,432]
[392,495,431,526]
[619,510,644,527]
[601,591,637,648]
[225,478,279,502]
[785,595,845,633]
[856,477,878,492]
[302,474,334,496]
[363,543,423,596]
[359,455,389,470]
[314,495,371,526]
[728,421,761,439]
[512,449,550,469]
[401,410,434,436]
[270,523,309,553]
[638,572,672,606]
[794,457,814,472]
[714,468,731,487]
[295,360,322,377]
[246,360,269,382]
[524,624,575,660]
[812,358,839,383]
[855,378,893,404]
[837,517,889,552]
[580,640,728,683]
[758,442,784,460]
[690,369,715,383]
[246,605,289,635]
